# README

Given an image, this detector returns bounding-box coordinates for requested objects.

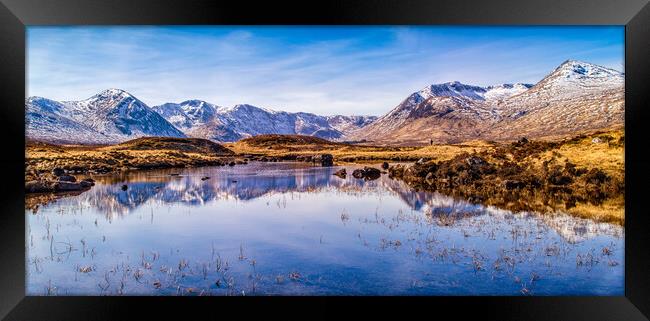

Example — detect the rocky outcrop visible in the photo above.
[386,137,624,224]
[25,175,95,194]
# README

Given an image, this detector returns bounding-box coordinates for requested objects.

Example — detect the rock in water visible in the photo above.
[58,174,77,182]
[363,167,381,180]
[55,181,84,192]
[79,180,93,188]
[381,162,389,170]
[352,169,365,179]
[352,167,381,180]
[121,184,128,191]
[320,154,334,167]
[333,168,347,178]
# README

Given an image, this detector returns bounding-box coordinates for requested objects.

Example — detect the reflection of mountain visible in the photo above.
[57,163,623,242]
[70,164,454,218]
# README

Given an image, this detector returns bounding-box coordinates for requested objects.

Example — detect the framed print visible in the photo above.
[1,0,649,320]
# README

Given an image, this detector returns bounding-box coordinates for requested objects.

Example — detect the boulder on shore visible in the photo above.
[52,168,65,177]
[381,162,390,170]
[25,180,55,193]
[503,180,526,190]
[26,174,95,193]
[320,154,334,167]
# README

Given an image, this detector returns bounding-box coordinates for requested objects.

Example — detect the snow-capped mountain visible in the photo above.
[27,60,622,146]
[26,97,112,144]
[153,102,377,142]
[351,60,623,145]
[27,88,376,144]
[26,89,186,144]
[487,60,624,140]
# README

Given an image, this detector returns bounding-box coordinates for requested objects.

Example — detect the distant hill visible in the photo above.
[107,137,234,155]
[237,134,343,148]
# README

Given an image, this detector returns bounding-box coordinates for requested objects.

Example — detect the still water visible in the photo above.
[26,162,624,295]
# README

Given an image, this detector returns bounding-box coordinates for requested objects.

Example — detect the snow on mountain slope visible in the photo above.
[351,60,623,145]
[153,100,220,130]
[487,60,624,140]
[26,97,113,144]
[153,102,377,142]
[27,60,621,146]
[326,115,378,134]
[483,83,533,101]
[26,89,186,144]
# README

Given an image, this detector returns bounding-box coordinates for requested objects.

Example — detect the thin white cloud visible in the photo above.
[27,26,624,116]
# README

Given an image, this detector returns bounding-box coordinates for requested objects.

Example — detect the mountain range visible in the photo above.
[351,60,624,144]
[26,60,624,145]
[152,101,376,142]
[26,90,376,144]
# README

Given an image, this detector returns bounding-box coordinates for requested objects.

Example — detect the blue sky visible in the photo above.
[27,26,624,116]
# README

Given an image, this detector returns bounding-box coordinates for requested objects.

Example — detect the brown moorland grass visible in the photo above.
[25,137,236,178]
[25,130,624,224]
[387,129,624,225]
[229,134,495,163]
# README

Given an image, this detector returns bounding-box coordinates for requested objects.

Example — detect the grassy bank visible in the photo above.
[25,137,238,180]
[229,134,495,163]
[25,131,624,225]
[387,130,624,225]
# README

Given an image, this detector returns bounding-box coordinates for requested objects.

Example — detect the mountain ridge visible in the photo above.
[349,60,623,145]
[26,59,623,146]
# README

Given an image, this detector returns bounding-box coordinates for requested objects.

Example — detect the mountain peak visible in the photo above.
[533,60,623,90]
[97,88,132,97]
[553,60,622,78]
[180,99,209,107]
[419,81,487,101]
[86,88,137,104]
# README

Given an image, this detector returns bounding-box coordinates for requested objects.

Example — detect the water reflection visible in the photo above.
[56,163,621,244]
[57,163,441,218]
[26,162,624,296]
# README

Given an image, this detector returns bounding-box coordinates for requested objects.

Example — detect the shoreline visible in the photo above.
[25,130,624,225]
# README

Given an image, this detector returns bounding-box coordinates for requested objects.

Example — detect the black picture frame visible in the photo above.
[1,0,649,320]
